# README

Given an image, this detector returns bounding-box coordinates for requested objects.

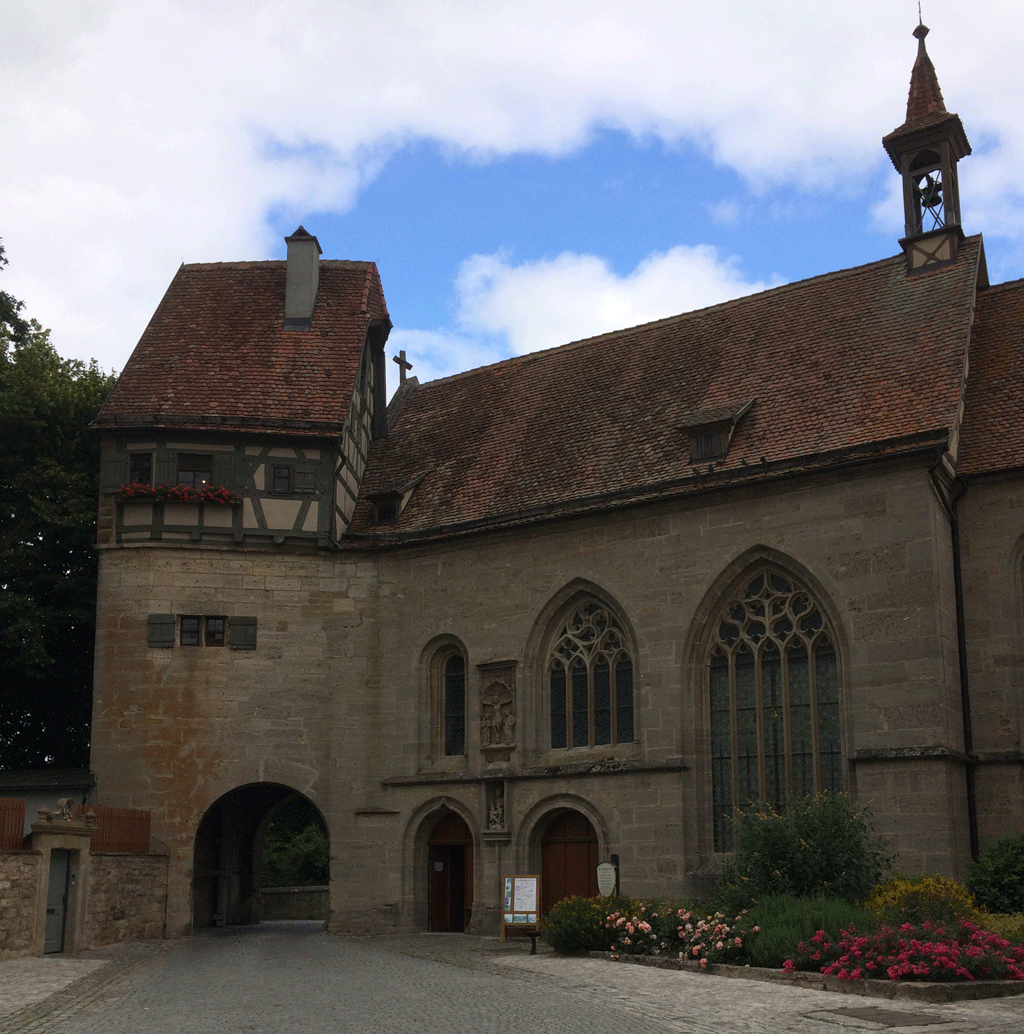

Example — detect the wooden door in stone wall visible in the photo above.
[540,810,599,914]
[427,812,473,932]
[44,850,71,953]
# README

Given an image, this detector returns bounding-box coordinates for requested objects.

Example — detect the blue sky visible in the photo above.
[3,2,1023,395]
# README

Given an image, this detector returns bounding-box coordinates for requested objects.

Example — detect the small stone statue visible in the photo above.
[488,787,505,830]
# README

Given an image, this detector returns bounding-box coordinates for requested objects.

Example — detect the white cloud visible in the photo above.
[455,246,773,356]
[1,0,1022,372]
[385,327,502,393]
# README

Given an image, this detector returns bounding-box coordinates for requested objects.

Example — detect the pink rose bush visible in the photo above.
[605,902,753,965]
[784,920,1024,982]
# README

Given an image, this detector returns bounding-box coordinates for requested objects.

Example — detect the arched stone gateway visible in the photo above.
[427,811,474,932]
[192,783,327,929]
[539,809,599,914]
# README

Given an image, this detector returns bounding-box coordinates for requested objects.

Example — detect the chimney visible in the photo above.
[283,225,322,330]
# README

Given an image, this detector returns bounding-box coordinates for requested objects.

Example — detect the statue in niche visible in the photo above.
[488,785,505,829]
[480,681,515,749]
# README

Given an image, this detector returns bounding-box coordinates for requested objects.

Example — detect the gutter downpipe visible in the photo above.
[933,468,979,861]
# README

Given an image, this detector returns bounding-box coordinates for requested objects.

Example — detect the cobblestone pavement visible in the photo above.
[1,923,1023,1034]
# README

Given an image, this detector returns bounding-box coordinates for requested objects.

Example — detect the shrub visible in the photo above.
[977,912,1024,946]
[786,919,1024,982]
[714,792,893,911]
[868,875,978,928]
[743,894,875,969]
[604,900,671,956]
[967,833,1024,915]
[540,895,635,954]
[662,906,752,967]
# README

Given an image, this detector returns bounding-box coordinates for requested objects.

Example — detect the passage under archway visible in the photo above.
[427,811,473,932]
[192,783,326,930]
[540,809,599,914]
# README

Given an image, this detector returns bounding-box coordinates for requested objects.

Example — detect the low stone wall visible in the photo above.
[0,850,42,958]
[85,851,169,946]
[259,886,329,921]
[588,952,1024,1002]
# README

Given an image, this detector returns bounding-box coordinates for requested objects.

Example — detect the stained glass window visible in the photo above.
[709,566,843,850]
[443,654,466,757]
[549,601,635,749]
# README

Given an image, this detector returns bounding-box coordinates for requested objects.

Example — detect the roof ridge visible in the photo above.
[411,248,936,391]
[178,258,376,271]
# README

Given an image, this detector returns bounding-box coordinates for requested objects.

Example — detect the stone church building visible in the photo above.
[89,27,1023,938]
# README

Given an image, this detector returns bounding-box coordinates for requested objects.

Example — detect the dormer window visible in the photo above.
[690,427,731,463]
[367,474,426,524]
[681,399,754,466]
[374,495,400,522]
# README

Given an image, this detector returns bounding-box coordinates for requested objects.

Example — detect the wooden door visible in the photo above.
[44,850,71,953]
[540,810,599,914]
[427,812,473,931]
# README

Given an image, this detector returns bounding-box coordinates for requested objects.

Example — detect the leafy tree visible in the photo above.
[260,796,330,887]
[0,239,115,769]
[714,792,893,913]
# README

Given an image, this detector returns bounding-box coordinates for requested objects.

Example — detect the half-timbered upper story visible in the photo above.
[93,228,390,550]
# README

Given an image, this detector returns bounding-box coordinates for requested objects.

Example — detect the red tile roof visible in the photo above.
[94,260,389,436]
[957,277,1024,477]
[903,26,946,125]
[349,240,984,540]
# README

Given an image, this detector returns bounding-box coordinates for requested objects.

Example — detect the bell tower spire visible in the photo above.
[882,22,971,272]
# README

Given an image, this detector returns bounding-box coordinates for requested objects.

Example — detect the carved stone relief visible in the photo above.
[477,659,518,764]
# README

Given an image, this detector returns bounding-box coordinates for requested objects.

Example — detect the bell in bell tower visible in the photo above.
[882,22,972,272]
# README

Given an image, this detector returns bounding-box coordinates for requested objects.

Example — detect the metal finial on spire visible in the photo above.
[914,22,929,42]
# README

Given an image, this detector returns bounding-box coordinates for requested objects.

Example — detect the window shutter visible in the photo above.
[213,452,234,488]
[229,616,257,650]
[155,454,176,486]
[148,614,175,648]
[293,461,318,493]
[100,450,128,492]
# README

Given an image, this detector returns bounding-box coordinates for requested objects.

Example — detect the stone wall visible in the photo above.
[85,852,169,946]
[958,474,1024,849]
[0,851,41,958]
[259,886,328,921]
[90,457,986,937]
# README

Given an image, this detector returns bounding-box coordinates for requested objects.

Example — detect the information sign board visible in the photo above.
[500,874,540,940]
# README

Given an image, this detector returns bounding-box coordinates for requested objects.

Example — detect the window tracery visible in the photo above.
[549,600,634,749]
[709,566,842,850]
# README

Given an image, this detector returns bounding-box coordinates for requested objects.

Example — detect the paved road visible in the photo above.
[2,923,1024,1034]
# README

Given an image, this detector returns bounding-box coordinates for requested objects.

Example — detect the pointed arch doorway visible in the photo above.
[427,811,473,932]
[540,809,599,914]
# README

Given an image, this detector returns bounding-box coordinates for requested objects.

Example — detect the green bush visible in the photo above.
[966,832,1024,915]
[976,912,1024,945]
[743,894,875,969]
[714,792,893,911]
[539,895,636,954]
[867,875,977,928]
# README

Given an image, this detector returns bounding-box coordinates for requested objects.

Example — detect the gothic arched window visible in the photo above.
[709,566,842,850]
[442,653,466,757]
[549,600,634,749]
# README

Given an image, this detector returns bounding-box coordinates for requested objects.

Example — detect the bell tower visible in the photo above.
[882,22,971,272]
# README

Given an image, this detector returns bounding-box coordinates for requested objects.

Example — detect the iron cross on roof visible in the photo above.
[393,350,413,383]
